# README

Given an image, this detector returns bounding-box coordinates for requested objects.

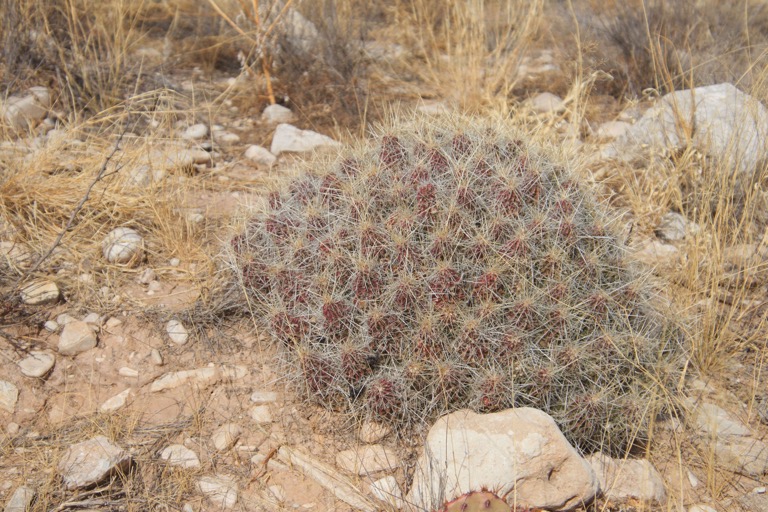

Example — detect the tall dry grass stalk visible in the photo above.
[392,0,542,113]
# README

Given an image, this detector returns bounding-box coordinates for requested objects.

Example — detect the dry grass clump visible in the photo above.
[230,113,688,455]
[564,0,768,97]
[374,0,542,113]
[0,109,215,310]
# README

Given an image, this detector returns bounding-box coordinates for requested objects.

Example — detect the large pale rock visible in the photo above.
[406,408,598,512]
[270,123,340,156]
[102,227,143,265]
[617,83,768,174]
[18,350,55,378]
[336,445,400,476]
[161,444,201,469]
[58,320,98,356]
[20,280,59,305]
[4,486,35,512]
[587,453,666,504]
[58,436,131,489]
[198,475,238,509]
[691,402,768,476]
[0,380,19,413]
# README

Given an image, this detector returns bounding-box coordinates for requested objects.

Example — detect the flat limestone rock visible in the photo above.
[20,280,59,305]
[0,380,19,413]
[150,367,219,392]
[58,436,131,489]
[198,475,238,509]
[336,445,400,476]
[270,123,340,156]
[406,408,598,512]
[18,351,55,378]
[161,444,200,469]
[58,320,98,356]
[587,453,667,504]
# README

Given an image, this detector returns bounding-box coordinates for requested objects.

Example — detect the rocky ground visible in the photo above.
[2,3,768,512]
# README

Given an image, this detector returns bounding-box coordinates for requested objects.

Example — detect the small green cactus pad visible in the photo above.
[442,491,511,512]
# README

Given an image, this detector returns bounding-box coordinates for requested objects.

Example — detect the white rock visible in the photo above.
[587,453,666,504]
[166,319,189,345]
[148,280,162,292]
[632,240,680,269]
[44,320,59,332]
[150,348,164,366]
[692,401,768,476]
[596,120,631,139]
[198,475,238,509]
[244,145,277,167]
[105,317,122,329]
[0,380,19,413]
[6,422,20,435]
[161,444,201,469]
[529,92,564,114]
[358,421,391,444]
[2,87,51,131]
[150,367,219,392]
[687,468,699,488]
[250,405,273,424]
[0,241,32,268]
[58,320,98,356]
[118,367,139,378]
[125,164,166,187]
[20,280,59,305]
[58,436,131,490]
[102,227,143,265]
[18,351,55,378]
[336,445,400,476]
[250,391,279,404]
[100,389,131,412]
[56,313,76,326]
[212,423,242,452]
[169,258,180,267]
[4,485,35,512]
[406,408,598,512]
[213,131,240,144]
[138,268,156,285]
[182,123,209,140]
[270,123,340,156]
[82,312,103,328]
[262,104,295,124]
[618,83,768,174]
[656,212,689,241]
[370,476,404,509]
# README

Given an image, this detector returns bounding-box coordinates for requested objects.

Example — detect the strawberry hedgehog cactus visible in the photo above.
[230,114,687,455]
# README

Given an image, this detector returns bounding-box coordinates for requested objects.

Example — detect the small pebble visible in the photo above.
[169,258,180,267]
[150,348,164,366]
[44,320,59,332]
[7,422,20,435]
[118,367,139,378]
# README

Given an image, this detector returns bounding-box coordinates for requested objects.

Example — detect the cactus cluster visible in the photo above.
[231,115,685,454]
